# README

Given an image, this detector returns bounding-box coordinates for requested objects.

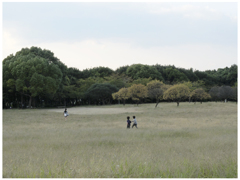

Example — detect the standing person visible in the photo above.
[127,116,131,128]
[132,116,138,128]
[63,108,69,120]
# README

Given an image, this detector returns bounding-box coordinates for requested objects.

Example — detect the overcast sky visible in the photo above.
[2,2,238,71]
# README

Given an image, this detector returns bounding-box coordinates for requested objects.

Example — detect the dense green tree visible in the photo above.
[80,66,114,80]
[209,86,220,102]
[3,46,238,108]
[178,68,199,82]
[126,64,163,81]
[115,65,129,75]
[85,83,118,105]
[104,74,131,89]
[194,70,217,88]
[3,48,63,107]
[77,77,98,100]
[226,64,237,86]
[232,86,237,103]
[164,68,189,83]
[153,64,175,82]
[219,86,234,102]
[132,78,152,86]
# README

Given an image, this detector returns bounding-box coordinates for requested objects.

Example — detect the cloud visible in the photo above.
[2,30,25,58]
[36,39,237,71]
[2,30,237,71]
[146,2,236,21]
[2,3,237,72]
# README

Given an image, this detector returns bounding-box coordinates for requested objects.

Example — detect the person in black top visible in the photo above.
[127,116,131,128]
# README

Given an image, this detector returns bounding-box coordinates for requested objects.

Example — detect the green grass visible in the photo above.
[3,102,237,178]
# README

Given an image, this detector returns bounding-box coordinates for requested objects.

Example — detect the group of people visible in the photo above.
[63,108,138,129]
[127,116,138,129]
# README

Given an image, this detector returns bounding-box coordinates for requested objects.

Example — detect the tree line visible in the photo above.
[2,46,238,109]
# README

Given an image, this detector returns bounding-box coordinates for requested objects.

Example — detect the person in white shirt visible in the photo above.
[63,108,69,120]
[132,116,138,128]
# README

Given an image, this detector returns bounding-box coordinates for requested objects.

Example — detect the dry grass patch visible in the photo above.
[3,102,237,178]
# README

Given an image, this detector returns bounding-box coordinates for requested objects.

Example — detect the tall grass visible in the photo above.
[3,102,237,178]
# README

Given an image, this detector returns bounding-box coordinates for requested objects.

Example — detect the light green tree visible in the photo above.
[163,84,190,106]
[127,84,148,106]
[112,87,129,105]
[190,88,211,104]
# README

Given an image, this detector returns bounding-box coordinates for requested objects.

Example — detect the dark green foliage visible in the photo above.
[194,70,217,88]
[164,67,189,83]
[85,83,119,104]
[205,64,237,86]
[115,65,129,75]
[2,46,238,108]
[219,86,234,101]
[126,64,164,81]
[3,47,63,107]
[81,66,114,79]
[178,68,199,82]
[209,86,220,101]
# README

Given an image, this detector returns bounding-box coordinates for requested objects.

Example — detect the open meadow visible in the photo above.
[2,102,237,178]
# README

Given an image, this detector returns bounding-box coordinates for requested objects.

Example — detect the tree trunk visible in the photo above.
[21,94,23,108]
[64,99,66,107]
[33,97,36,107]
[123,99,125,106]
[28,96,32,107]
[177,101,179,106]
[155,99,159,108]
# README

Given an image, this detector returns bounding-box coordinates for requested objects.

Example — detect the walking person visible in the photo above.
[63,108,69,120]
[132,116,138,128]
[127,116,131,129]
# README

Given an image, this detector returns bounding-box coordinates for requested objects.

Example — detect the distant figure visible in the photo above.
[63,108,69,120]
[132,116,138,128]
[127,116,131,128]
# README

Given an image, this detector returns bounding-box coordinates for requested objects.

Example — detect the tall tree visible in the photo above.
[232,86,237,103]
[163,84,190,106]
[190,88,211,104]
[127,84,148,106]
[164,67,189,83]
[112,87,129,105]
[209,86,220,102]
[126,64,164,81]
[3,48,63,107]
[85,83,118,105]
[219,86,234,102]
[147,80,168,108]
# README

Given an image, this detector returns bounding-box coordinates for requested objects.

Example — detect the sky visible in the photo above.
[2,1,238,71]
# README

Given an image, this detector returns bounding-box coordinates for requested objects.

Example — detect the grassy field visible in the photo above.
[2,102,237,178]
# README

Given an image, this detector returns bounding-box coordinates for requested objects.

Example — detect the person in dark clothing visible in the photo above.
[127,116,131,128]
